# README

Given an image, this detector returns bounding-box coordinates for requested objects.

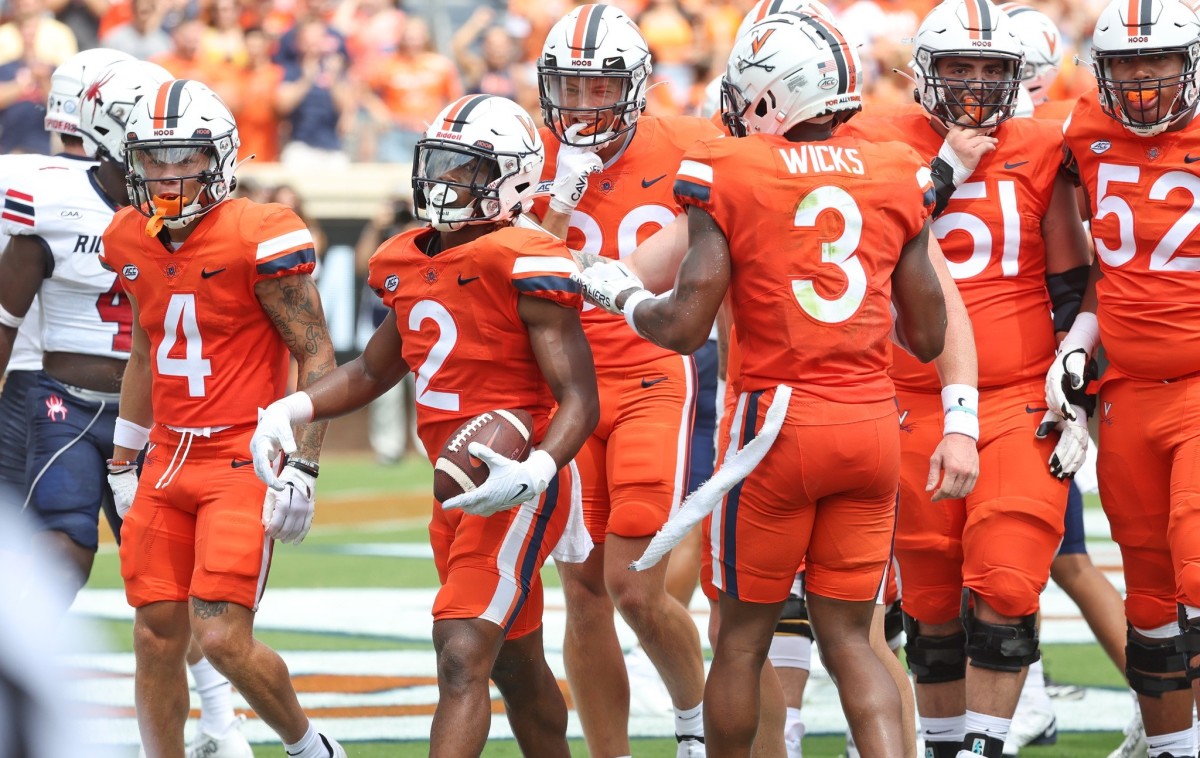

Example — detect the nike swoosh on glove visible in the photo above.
[570,260,645,315]
[251,403,297,490]
[1045,348,1089,421]
[442,445,559,517]
[262,465,316,544]
[107,469,139,518]
[1036,407,1089,481]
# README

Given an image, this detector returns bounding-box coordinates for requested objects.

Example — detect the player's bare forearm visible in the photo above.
[625,214,688,292]
[928,237,977,388]
[304,312,410,421]
[891,224,946,363]
[521,297,598,469]
[537,208,571,240]
[256,274,336,460]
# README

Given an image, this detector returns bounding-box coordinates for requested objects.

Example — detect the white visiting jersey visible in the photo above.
[1,162,128,361]
[0,153,96,372]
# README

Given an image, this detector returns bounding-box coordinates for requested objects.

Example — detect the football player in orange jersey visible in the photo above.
[529,5,719,755]
[1049,1,1200,756]
[101,80,344,758]
[831,1,1094,756]
[579,11,948,755]
[252,95,599,758]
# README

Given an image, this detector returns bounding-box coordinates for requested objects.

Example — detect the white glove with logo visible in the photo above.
[251,403,298,490]
[443,445,559,517]
[571,260,645,315]
[107,468,139,518]
[1045,348,1090,422]
[548,125,604,215]
[262,465,316,544]
[1036,408,1089,481]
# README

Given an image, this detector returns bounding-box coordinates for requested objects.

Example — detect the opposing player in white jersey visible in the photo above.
[0,47,130,514]
[0,59,171,602]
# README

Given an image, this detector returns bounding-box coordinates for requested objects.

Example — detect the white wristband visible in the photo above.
[622,289,654,336]
[114,417,152,450]
[278,391,315,423]
[527,448,559,483]
[0,301,24,329]
[941,383,979,441]
[937,139,973,187]
[1059,311,1099,355]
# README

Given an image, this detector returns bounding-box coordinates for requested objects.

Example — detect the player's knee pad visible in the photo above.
[884,600,904,650]
[962,596,1040,673]
[1126,623,1189,696]
[1176,606,1200,683]
[776,593,814,639]
[901,610,966,684]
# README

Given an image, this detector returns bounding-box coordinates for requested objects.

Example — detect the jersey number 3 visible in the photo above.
[791,185,866,324]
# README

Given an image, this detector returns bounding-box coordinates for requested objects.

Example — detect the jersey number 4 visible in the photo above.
[95,281,133,352]
[158,293,212,397]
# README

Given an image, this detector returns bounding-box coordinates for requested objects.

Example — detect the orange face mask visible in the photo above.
[143,195,189,237]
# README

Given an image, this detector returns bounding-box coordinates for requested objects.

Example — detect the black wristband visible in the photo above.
[284,457,320,478]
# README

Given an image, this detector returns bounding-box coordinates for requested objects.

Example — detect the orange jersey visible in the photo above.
[367,226,582,458]
[843,113,1063,392]
[1064,94,1200,382]
[531,115,722,369]
[101,199,316,428]
[1033,97,1076,123]
[673,133,932,405]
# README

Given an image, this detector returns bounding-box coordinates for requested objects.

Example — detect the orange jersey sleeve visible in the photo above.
[101,199,316,427]
[531,115,723,369]
[672,132,931,405]
[367,226,582,458]
[843,113,1063,392]
[1064,93,1200,381]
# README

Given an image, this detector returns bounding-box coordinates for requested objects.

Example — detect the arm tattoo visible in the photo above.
[192,598,229,619]
[571,250,605,270]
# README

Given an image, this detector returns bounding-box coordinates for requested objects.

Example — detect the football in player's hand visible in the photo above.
[433,409,534,503]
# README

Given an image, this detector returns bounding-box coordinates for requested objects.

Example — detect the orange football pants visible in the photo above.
[121,425,273,611]
[575,353,696,542]
[894,380,1068,623]
[706,387,899,605]
[430,464,572,640]
[1097,373,1200,629]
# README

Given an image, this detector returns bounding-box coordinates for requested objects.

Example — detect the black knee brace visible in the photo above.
[1127,626,1189,697]
[884,601,903,645]
[962,594,1040,673]
[902,610,966,684]
[775,593,813,639]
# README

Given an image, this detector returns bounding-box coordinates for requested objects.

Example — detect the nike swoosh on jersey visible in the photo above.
[641,376,667,388]
[641,175,667,188]
[458,274,480,285]
[230,459,253,468]
[1187,154,1200,163]
[1004,161,1029,169]
[1025,405,1049,414]
[201,267,227,278]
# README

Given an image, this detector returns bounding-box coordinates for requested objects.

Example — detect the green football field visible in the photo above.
[77,453,1131,757]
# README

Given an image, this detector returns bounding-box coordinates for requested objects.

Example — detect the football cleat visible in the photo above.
[1105,713,1148,758]
[186,714,253,758]
[676,733,706,757]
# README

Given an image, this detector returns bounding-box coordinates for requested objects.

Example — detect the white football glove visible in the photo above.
[442,445,558,517]
[107,468,139,518]
[1044,348,1090,421]
[571,260,645,315]
[251,403,297,491]
[548,126,604,215]
[1035,408,1089,481]
[261,465,316,544]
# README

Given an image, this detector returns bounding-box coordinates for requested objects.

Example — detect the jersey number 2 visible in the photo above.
[409,300,459,412]
[158,293,212,397]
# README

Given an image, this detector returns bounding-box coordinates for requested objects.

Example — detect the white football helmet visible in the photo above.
[414,95,544,232]
[78,59,173,162]
[45,48,134,136]
[911,0,1025,127]
[722,11,863,137]
[1090,0,1200,136]
[735,0,833,43]
[538,4,652,148]
[999,3,1063,106]
[124,80,241,230]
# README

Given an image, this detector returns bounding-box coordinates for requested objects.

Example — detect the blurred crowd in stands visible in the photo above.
[0,0,1112,164]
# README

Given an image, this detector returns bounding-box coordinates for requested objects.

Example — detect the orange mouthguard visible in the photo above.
[143,195,189,237]
[1125,89,1156,105]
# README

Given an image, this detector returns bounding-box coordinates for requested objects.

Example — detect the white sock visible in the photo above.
[964,710,1012,741]
[675,702,703,738]
[785,706,805,758]
[284,722,331,758]
[1147,727,1195,757]
[1023,658,1047,701]
[189,657,237,737]
[920,714,966,743]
